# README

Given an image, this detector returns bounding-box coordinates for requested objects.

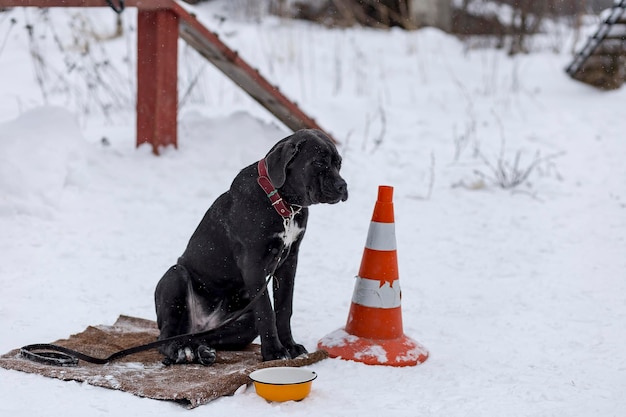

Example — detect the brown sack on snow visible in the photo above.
[0,315,328,408]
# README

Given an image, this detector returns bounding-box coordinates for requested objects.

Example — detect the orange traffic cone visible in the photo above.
[318,185,428,366]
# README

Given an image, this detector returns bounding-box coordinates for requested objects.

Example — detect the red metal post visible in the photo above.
[136,9,178,155]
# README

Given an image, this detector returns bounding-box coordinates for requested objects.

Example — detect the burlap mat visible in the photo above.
[0,315,327,408]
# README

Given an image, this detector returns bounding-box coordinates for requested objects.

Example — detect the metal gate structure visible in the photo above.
[0,0,334,154]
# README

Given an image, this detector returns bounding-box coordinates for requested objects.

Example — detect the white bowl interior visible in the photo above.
[249,367,317,385]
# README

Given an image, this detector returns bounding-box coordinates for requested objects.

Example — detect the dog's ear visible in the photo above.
[265,134,304,188]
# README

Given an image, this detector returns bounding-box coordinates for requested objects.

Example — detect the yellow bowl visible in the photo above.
[249,367,317,402]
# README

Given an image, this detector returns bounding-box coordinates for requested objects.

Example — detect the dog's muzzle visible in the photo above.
[319,177,348,204]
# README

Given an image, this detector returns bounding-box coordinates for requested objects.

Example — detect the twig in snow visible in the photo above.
[409,151,436,200]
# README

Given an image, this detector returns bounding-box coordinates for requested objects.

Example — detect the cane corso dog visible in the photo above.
[155,129,348,365]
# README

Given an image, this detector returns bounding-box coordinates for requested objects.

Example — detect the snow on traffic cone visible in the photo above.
[318,185,428,366]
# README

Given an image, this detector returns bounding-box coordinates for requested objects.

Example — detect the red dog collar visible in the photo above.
[257,159,292,218]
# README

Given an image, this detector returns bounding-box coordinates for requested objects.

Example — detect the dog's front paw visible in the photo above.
[286,343,308,359]
[261,343,290,361]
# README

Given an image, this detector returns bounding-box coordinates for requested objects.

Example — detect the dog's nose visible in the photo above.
[336,179,348,201]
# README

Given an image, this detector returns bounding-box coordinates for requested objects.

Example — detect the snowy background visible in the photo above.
[1,1,625,416]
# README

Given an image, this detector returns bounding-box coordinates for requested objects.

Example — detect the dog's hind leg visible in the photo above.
[154,265,201,364]
[155,265,191,335]
[155,265,257,365]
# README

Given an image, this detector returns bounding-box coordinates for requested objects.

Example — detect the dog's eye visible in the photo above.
[312,160,326,169]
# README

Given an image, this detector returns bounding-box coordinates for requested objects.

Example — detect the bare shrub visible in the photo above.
[20,8,133,122]
[452,108,565,192]
[472,148,564,189]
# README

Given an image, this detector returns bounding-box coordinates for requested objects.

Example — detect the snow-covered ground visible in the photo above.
[1,2,625,416]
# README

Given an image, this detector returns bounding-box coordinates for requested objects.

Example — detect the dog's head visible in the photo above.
[265,129,348,207]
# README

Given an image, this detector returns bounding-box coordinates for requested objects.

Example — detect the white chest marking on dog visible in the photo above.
[279,218,305,248]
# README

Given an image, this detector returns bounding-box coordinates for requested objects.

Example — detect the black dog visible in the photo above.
[155,129,348,365]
